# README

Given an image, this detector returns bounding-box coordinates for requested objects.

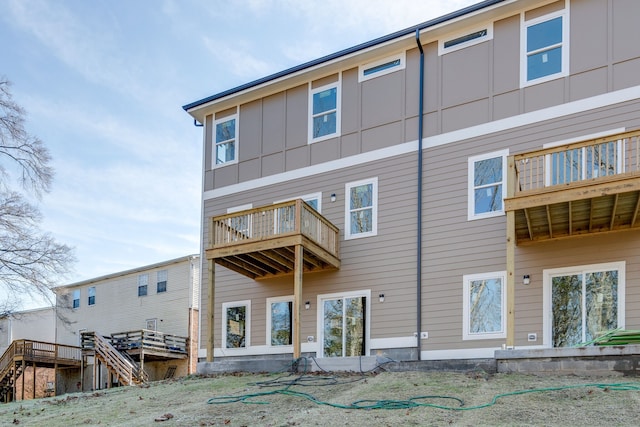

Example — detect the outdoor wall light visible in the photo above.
[379,293,385,303]
[523,275,531,285]
[305,301,310,310]
[330,193,336,202]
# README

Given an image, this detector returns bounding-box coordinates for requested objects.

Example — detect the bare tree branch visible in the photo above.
[0,77,75,316]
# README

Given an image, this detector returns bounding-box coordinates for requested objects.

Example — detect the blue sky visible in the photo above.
[0,0,477,308]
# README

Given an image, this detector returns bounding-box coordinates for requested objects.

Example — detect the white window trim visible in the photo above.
[438,23,493,56]
[227,204,252,214]
[316,289,371,358]
[72,289,81,309]
[520,3,569,88]
[274,192,322,213]
[266,295,294,348]
[542,261,625,348]
[212,113,239,168]
[463,271,507,340]
[358,52,406,82]
[87,286,96,306]
[308,79,341,144]
[467,149,508,221]
[344,177,378,240]
[222,300,251,350]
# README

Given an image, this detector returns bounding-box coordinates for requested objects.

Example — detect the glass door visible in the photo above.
[322,296,366,357]
[551,269,619,347]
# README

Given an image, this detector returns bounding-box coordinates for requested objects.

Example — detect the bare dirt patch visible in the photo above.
[1,370,639,426]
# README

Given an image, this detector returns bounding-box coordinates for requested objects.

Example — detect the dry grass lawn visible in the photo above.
[1,370,640,426]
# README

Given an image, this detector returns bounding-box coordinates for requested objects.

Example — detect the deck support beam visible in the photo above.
[506,157,516,348]
[293,245,303,360]
[207,260,215,362]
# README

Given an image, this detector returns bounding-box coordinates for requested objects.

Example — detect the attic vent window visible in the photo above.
[439,24,493,55]
[358,52,405,82]
[444,30,487,49]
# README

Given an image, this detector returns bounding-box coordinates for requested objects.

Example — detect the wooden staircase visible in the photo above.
[0,340,81,402]
[81,332,147,386]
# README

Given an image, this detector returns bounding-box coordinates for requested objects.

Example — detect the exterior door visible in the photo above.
[322,296,366,357]
[547,265,622,347]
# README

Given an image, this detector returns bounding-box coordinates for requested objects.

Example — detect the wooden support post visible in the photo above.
[32,363,36,400]
[506,156,516,348]
[293,244,303,359]
[207,259,215,362]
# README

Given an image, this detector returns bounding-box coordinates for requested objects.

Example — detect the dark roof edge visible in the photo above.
[54,254,200,290]
[182,0,506,112]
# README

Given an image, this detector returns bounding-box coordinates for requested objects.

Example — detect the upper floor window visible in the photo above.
[157,270,167,293]
[87,287,96,306]
[521,9,568,86]
[214,115,238,166]
[439,24,493,55]
[309,82,340,143]
[463,271,507,340]
[72,290,80,309]
[468,150,508,221]
[345,177,378,239]
[138,274,148,297]
[358,52,406,82]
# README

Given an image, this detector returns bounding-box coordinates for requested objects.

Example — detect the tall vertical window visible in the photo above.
[468,150,508,220]
[214,115,237,165]
[309,82,340,142]
[72,290,80,309]
[223,301,250,349]
[521,9,568,86]
[157,270,168,293]
[463,272,506,340]
[138,274,148,297]
[345,178,378,239]
[267,297,293,346]
[87,287,96,306]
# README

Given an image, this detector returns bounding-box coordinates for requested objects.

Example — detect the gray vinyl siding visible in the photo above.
[56,259,196,347]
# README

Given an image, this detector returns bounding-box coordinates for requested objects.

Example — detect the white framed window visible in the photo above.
[72,290,80,309]
[317,289,370,358]
[275,192,322,213]
[463,271,507,340]
[308,81,340,143]
[520,6,569,87]
[138,274,149,297]
[222,300,250,349]
[157,270,168,293]
[345,178,378,240]
[87,287,96,306]
[213,114,238,167]
[543,262,625,348]
[266,296,293,347]
[438,24,493,55]
[468,149,508,221]
[358,52,406,82]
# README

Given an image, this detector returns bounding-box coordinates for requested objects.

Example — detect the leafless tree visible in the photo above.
[0,77,75,316]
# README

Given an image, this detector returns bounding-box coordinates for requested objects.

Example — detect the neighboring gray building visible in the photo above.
[183,0,640,369]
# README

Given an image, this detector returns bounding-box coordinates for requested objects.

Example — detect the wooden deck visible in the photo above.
[206,199,340,279]
[505,129,640,244]
[110,330,188,360]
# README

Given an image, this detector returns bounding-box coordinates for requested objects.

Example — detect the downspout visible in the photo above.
[415,29,424,361]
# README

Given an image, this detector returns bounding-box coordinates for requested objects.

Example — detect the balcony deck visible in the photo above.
[206,199,340,279]
[505,129,640,244]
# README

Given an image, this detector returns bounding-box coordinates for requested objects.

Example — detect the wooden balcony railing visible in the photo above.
[512,129,640,194]
[506,129,640,243]
[110,330,188,355]
[207,199,340,279]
